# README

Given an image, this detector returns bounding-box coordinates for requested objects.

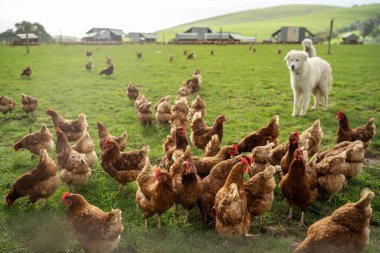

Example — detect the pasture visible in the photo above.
[0,43,379,252]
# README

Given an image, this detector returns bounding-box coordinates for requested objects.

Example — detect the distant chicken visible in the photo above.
[336,110,376,148]
[21,94,38,116]
[99,64,114,76]
[21,65,32,77]
[249,142,275,176]
[5,149,59,206]
[85,61,94,71]
[187,52,195,59]
[237,115,279,153]
[210,49,214,55]
[176,86,190,100]
[106,57,113,66]
[85,51,92,57]
[244,165,276,226]
[313,140,365,202]
[134,94,147,112]
[101,140,148,191]
[46,108,88,142]
[171,146,203,223]
[294,189,374,253]
[204,134,221,157]
[136,101,153,126]
[162,126,188,169]
[190,112,225,150]
[126,83,139,100]
[169,55,174,63]
[214,158,251,245]
[193,144,239,178]
[136,51,142,59]
[198,155,243,223]
[182,69,201,94]
[62,192,124,253]
[136,163,175,228]
[0,96,16,117]
[13,123,54,155]
[280,149,318,226]
[155,96,171,124]
[97,121,127,152]
[270,119,323,165]
[71,131,98,168]
[170,97,190,128]
[190,95,206,117]
[56,128,91,191]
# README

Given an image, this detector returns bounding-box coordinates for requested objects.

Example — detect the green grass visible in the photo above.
[157,4,380,42]
[0,44,379,252]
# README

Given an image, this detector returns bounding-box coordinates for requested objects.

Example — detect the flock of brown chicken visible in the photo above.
[2,59,377,252]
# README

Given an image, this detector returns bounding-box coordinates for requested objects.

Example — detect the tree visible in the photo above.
[15,21,36,54]
[360,19,375,40]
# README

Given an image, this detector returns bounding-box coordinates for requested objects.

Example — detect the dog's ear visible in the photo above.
[284,51,291,61]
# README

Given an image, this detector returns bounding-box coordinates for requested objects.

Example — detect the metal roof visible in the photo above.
[16,33,38,39]
[86,28,124,35]
[141,33,158,39]
[342,33,359,39]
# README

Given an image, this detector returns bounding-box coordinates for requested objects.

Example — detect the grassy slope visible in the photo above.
[157,4,380,42]
[0,44,379,252]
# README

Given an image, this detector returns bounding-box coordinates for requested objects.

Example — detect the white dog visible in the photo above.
[302,38,317,57]
[285,50,332,116]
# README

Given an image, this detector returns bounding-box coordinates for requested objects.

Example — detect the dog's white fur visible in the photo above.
[285,50,332,116]
[302,38,317,57]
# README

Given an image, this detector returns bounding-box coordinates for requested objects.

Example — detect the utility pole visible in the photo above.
[219,27,222,45]
[327,18,334,55]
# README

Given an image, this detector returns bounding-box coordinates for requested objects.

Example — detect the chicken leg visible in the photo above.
[286,207,293,221]
[298,212,305,227]
[184,210,189,223]
[157,215,161,228]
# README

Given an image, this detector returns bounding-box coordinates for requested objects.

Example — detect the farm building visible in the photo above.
[173,27,244,44]
[12,33,39,45]
[82,28,124,42]
[127,32,158,43]
[342,33,360,44]
[271,27,314,43]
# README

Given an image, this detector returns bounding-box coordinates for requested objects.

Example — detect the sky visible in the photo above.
[0,0,378,37]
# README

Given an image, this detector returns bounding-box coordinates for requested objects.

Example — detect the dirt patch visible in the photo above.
[364,157,380,167]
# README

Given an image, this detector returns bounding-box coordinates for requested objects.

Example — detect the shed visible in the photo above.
[83,28,124,42]
[271,27,314,43]
[342,33,359,44]
[13,33,39,45]
[128,32,158,43]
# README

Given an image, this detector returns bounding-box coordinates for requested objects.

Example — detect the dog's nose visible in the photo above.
[291,65,295,70]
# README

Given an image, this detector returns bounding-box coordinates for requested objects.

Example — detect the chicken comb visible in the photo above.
[155,168,162,177]
[61,192,70,202]
[182,126,186,134]
[221,114,225,119]
[242,157,248,165]
[337,110,343,117]
[56,127,62,133]
[249,156,253,165]
[45,108,50,113]
[294,130,299,137]
[104,139,110,145]
[232,144,238,154]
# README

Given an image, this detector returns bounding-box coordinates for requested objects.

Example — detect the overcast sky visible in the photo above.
[0,0,378,37]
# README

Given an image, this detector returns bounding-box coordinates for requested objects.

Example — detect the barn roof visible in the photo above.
[342,33,359,39]
[86,28,125,36]
[271,27,314,37]
[16,33,38,39]
[184,27,213,33]
[141,33,158,39]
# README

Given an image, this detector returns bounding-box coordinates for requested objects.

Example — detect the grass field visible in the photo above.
[157,4,380,42]
[0,43,379,252]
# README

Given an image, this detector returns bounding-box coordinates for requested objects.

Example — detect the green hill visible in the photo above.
[157,4,380,42]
